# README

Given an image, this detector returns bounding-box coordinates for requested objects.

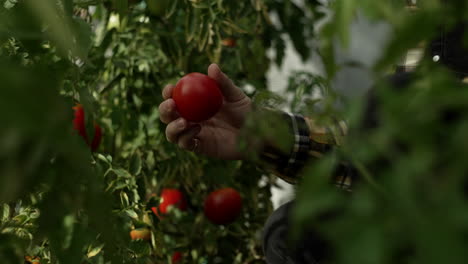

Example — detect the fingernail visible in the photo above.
[168,100,176,111]
[178,118,186,128]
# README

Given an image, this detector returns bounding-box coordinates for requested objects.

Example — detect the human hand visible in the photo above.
[158,64,252,160]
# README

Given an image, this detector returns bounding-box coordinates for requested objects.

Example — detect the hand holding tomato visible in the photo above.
[158,64,251,160]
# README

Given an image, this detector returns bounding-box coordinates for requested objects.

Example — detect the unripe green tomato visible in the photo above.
[146,0,171,17]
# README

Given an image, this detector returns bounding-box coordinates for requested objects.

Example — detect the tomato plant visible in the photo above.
[204,188,243,225]
[11,0,468,263]
[173,73,223,122]
[0,0,289,263]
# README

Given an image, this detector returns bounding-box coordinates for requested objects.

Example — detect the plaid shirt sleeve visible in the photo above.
[259,110,354,191]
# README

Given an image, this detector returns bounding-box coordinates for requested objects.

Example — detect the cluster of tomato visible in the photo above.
[130,187,242,263]
[151,188,243,225]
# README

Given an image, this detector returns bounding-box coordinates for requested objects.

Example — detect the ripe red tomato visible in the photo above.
[172,252,183,263]
[73,104,88,142]
[72,104,102,152]
[173,73,223,122]
[154,189,188,215]
[90,123,102,152]
[204,188,242,225]
[151,206,160,219]
[130,228,151,241]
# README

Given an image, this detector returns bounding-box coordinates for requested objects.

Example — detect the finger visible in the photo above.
[165,118,188,143]
[159,99,179,124]
[162,84,176,100]
[208,63,246,102]
[177,125,202,151]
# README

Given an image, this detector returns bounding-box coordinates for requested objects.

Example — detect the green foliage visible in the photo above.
[291,1,468,264]
[2,0,468,263]
[1,0,318,263]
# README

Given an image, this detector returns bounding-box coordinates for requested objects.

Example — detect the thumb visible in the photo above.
[208,63,246,102]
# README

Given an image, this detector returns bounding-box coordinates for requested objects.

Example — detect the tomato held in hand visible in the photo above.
[204,188,242,225]
[173,73,223,122]
[171,252,183,263]
[152,189,188,216]
[72,104,102,152]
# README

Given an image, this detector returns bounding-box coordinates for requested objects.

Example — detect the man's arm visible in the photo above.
[257,109,353,191]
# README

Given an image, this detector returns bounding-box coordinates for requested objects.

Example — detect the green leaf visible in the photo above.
[97,154,111,164]
[334,0,358,47]
[165,0,179,19]
[125,209,138,219]
[30,209,40,219]
[73,0,101,7]
[120,191,130,207]
[113,168,132,178]
[112,0,128,16]
[129,152,142,176]
[2,204,10,222]
[24,0,81,57]
[12,214,28,225]
[72,17,93,58]
[222,20,248,34]
[87,243,105,258]
[275,1,311,61]
[3,0,18,9]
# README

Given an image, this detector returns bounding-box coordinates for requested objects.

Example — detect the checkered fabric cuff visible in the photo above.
[259,110,355,191]
[284,113,312,177]
[259,112,311,184]
[333,163,355,192]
